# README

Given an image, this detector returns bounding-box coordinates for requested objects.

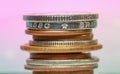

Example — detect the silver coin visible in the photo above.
[29,40,98,46]
[23,14,98,22]
[26,57,99,66]
[26,20,97,30]
[25,64,98,68]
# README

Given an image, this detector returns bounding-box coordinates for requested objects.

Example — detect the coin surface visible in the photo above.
[33,33,93,41]
[21,44,102,53]
[30,53,91,60]
[25,29,92,36]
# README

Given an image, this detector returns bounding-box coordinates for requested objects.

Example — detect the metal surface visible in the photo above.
[29,40,97,46]
[27,57,99,65]
[25,29,92,36]
[23,14,98,22]
[30,53,91,60]
[26,20,97,30]
[21,44,102,53]
[33,33,93,41]
[33,70,93,74]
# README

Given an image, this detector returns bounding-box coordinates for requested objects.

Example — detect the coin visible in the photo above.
[25,64,97,71]
[26,20,97,30]
[21,44,102,53]
[33,70,93,74]
[30,53,91,60]
[27,57,98,66]
[25,29,92,36]
[23,13,98,22]
[29,40,97,46]
[33,33,93,41]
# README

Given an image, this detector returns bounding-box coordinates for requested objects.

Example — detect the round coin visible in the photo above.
[29,40,97,46]
[25,64,97,71]
[21,44,102,53]
[25,29,92,36]
[33,33,93,41]
[26,20,97,30]
[23,13,98,22]
[33,70,93,74]
[27,57,98,66]
[30,53,91,60]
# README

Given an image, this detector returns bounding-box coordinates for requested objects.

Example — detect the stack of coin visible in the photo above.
[21,13,102,74]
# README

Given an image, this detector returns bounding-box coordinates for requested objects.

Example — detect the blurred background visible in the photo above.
[0,0,120,73]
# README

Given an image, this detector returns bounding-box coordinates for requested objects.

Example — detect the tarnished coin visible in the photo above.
[33,33,93,41]
[30,53,91,60]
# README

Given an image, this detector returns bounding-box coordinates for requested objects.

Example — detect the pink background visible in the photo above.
[0,0,120,73]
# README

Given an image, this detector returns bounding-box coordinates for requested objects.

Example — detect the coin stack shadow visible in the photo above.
[21,14,102,74]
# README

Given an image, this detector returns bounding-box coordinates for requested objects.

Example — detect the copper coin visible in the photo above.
[30,53,91,60]
[25,29,92,36]
[33,70,93,74]
[33,33,93,41]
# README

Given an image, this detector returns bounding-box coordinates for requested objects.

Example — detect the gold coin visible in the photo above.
[21,44,102,53]
[25,29,92,36]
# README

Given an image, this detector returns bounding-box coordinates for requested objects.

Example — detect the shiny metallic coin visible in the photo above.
[33,33,93,41]
[27,57,99,66]
[23,13,98,22]
[29,40,97,46]
[25,64,97,69]
[25,65,97,71]
[27,20,97,30]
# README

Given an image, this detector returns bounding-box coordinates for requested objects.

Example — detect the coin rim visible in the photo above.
[21,44,102,53]
[25,29,92,36]
[23,14,98,22]
[25,64,97,71]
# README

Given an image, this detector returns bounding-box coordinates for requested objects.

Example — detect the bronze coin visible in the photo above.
[21,44,102,53]
[33,70,93,74]
[25,29,92,36]
[33,33,93,41]
[30,53,91,60]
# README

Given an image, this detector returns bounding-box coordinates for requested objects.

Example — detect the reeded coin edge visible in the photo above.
[21,44,102,53]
